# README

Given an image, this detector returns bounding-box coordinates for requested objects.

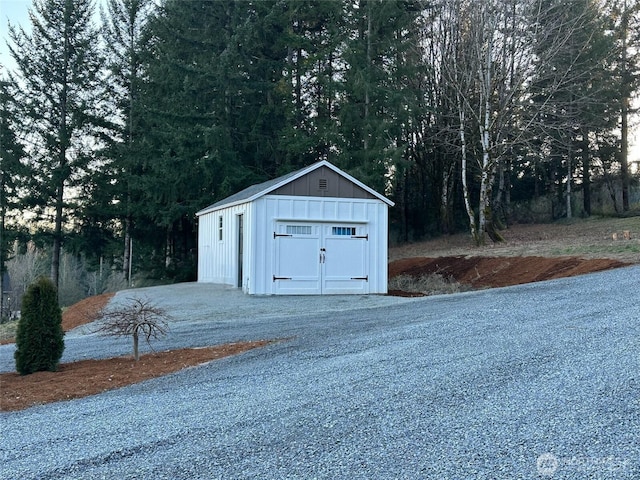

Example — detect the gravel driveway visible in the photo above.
[1,266,639,479]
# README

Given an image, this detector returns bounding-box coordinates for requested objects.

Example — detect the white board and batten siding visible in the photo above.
[197,202,251,286]
[251,195,388,295]
[196,160,394,295]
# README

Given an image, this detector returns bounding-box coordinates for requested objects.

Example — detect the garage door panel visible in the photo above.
[273,225,321,294]
[324,237,366,277]
[322,278,368,294]
[273,222,368,295]
[276,236,320,277]
[323,236,368,294]
[274,277,322,294]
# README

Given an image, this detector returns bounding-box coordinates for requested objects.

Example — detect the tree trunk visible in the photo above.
[51,184,64,289]
[133,329,139,361]
[566,148,572,219]
[403,170,410,242]
[123,217,131,281]
[478,127,491,245]
[51,10,71,291]
[459,106,478,244]
[621,93,630,212]
[440,164,453,234]
[620,0,630,211]
[478,167,490,245]
[478,165,504,243]
[165,227,171,268]
[0,179,4,319]
[476,23,503,244]
[582,134,591,216]
[363,0,372,152]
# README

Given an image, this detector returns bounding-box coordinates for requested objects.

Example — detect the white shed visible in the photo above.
[196,160,394,295]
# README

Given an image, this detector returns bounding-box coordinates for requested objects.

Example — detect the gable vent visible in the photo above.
[318,178,328,190]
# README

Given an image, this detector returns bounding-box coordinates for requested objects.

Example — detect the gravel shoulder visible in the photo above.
[0,284,422,372]
[1,267,639,479]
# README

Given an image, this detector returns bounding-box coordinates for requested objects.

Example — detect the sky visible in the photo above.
[1,0,639,172]
[0,0,30,73]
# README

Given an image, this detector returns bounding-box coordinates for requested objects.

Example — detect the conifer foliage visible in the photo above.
[8,0,104,289]
[2,0,638,282]
[14,277,65,375]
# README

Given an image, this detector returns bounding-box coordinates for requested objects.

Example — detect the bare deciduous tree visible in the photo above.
[441,0,608,243]
[96,296,170,361]
[6,242,48,313]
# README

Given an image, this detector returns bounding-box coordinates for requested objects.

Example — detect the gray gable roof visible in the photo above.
[199,170,301,212]
[196,160,393,216]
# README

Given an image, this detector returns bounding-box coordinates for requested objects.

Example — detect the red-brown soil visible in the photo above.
[388,255,630,290]
[387,217,638,295]
[1,294,275,412]
[1,341,272,412]
[61,292,115,331]
[389,217,640,263]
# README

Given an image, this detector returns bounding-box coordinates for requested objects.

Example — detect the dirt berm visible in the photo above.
[388,255,630,289]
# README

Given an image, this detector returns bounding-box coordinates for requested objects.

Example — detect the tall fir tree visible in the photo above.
[279,0,345,172]
[8,0,105,288]
[0,76,29,318]
[611,0,640,211]
[528,0,617,218]
[338,0,423,195]
[136,0,297,277]
[136,0,242,276]
[98,0,154,280]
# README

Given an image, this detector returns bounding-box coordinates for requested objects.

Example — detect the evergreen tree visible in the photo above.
[137,0,297,277]
[0,76,29,319]
[7,0,105,288]
[98,0,154,280]
[338,0,423,194]
[279,0,344,171]
[138,0,241,276]
[610,0,640,211]
[14,276,65,375]
[528,0,616,218]
[232,0,290,178]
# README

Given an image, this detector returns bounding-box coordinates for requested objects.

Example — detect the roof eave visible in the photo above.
[196,198,249,217]
[196,160,395,216]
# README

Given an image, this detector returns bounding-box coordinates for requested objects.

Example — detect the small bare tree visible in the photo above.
[96,296,170,361]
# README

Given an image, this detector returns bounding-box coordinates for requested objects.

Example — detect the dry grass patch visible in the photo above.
[388,273,466,297]
[0,321,18,344]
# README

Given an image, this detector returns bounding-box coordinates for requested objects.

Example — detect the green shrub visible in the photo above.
[14,277,65,375]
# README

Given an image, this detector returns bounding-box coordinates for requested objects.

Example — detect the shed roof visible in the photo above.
[196,160,394,216]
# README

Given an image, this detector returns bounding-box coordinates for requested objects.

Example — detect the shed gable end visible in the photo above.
[271,165,375,199]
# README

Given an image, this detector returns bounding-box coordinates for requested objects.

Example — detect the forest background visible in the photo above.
[1,0,639,311]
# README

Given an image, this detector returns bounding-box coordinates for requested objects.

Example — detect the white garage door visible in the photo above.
[273,223,369,295]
